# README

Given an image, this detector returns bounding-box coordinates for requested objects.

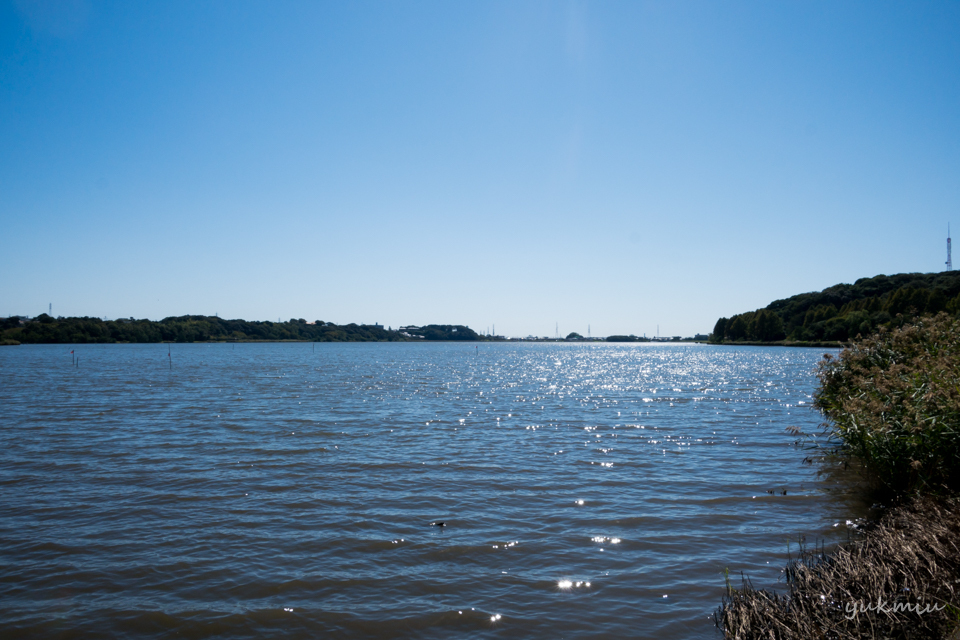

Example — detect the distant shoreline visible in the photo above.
[2,314,719,345]
[1,338,845,348]
[707,340,847,348]
[1,315,482,344]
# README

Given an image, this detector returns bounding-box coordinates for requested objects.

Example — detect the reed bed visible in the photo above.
[814,313,960,494]
[719,315,960,639]
[717,496,960,639]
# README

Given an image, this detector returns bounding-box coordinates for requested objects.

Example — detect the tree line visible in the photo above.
[711,271,960,343]
[0,315,481,344]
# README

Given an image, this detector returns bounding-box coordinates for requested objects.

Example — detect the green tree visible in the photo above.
[712,317,728,342]
[726,316,747,341]
[749,309,785,342]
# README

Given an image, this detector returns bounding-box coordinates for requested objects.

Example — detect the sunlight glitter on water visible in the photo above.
[0,342,869,639]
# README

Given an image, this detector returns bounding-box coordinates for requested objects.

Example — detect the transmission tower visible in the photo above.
[948,224,953,271]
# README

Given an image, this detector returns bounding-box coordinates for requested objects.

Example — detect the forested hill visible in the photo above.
[0,315,481,344]
[712,271,960,343]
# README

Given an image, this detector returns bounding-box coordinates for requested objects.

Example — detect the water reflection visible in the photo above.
[0,342,869,639]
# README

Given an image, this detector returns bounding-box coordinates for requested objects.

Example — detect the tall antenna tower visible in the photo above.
[948,224,953,271]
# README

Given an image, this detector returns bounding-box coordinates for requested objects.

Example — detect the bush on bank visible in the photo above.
[814,313,960,494]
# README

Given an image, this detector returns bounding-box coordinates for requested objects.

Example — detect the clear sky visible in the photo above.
[2,1,958,338]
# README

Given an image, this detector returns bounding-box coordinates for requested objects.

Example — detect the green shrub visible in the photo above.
[815,313,960,494]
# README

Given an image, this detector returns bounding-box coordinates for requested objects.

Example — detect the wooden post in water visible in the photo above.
[168,344,171,369]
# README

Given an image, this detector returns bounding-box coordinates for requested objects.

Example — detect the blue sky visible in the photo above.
[2,1,958,337]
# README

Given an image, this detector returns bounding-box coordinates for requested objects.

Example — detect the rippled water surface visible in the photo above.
[0,342,868,638]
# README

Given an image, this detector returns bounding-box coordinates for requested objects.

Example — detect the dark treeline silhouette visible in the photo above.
[0,315,481,344]
[401,325,481,341]
[711,271,960,343]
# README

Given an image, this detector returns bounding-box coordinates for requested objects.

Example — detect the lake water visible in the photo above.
[0,342,869,639]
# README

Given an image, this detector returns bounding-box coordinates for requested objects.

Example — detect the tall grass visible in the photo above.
[717,316,960,639]
[815,313,960,494]
[717,497,960,639]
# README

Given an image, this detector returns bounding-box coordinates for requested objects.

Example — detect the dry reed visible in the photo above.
[717,496,960,639]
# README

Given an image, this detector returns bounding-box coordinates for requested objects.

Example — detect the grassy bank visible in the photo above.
[815,313,960,495]
[718,313,960,639]
[718,496,960,639]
